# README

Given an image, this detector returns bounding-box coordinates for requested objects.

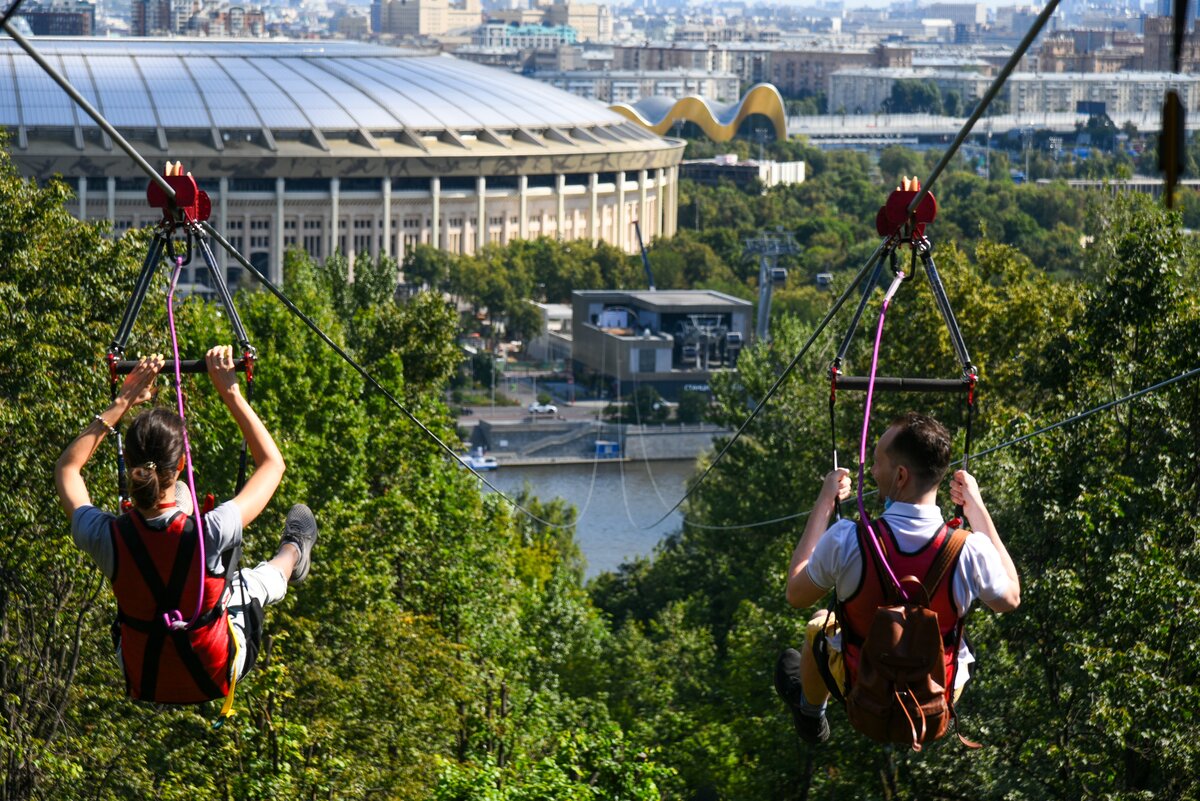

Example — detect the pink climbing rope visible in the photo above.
[162,255,207,631]
[856,270,909,600]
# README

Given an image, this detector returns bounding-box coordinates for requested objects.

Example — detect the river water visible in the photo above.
[486,459,697,578]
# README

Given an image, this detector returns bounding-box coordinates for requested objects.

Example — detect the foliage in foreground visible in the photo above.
[6,135,1200,801]
[0,149,667,800]
[591,192,1200,800]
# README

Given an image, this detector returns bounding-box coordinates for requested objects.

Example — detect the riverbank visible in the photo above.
[497,454,699,467]
[466,419,727,464]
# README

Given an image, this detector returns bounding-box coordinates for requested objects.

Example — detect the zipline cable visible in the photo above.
[197,223,576,529]
[680,365,1200,531]
[2,20,177,205]
[906,0,1063,217]
[616,373,639,529]
[638,239,893,530]
[627,375,675,512]
[564,343,609,528]
[0,0,28,34]
[641,0,1063,529]
[968,365,1200,461]
[4,4,1065,534]
[0,22,594,531]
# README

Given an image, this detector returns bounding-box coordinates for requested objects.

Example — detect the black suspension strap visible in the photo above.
[916,240,975,378]
[833,255,889,372]
[106,168,258,504]
[828,252,890,521]
[953,379,978,525]
[832,180,982,531]
[829,380,841,520]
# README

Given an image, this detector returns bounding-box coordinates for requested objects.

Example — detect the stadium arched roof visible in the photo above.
[610,84,786,143]
[0,38,668,158]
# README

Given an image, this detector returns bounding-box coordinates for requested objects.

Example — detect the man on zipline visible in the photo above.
[55,348,318,707]
[775,412,1020,743]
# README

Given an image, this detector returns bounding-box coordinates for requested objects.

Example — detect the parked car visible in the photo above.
[528,402,557,415]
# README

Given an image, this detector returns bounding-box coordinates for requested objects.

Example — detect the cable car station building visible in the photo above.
[570,289,753,400]
[0,38,685,287]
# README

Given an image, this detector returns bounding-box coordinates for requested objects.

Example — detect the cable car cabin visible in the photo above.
[771,267,789,286]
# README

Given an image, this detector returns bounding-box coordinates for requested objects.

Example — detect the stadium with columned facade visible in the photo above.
[0,38,685,287]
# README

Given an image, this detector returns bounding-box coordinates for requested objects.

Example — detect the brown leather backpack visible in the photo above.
[844,527,975,752]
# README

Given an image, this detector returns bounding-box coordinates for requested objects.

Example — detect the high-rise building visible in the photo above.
[373,0,481,39]
[20,0,95,35]
[131,0,170,35]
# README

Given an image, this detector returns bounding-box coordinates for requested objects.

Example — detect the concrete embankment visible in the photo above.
[468,419,726,465]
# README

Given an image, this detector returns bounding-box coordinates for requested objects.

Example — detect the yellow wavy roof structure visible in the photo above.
[609,83,787,143]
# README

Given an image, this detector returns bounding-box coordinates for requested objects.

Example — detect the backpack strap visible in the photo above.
[946,614,982,749]
[923,527,981,749]
[812,604,846,704]
[922,526,968,599]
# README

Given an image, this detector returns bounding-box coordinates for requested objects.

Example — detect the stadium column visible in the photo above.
[219,176,229,271]
[668,166,678,235]
[107,177,116,234]
[555,174,566,241]
[639,170,648,243]
[382,177,392,259]
[330,177,340,260]
[656,168,665,238]
[616,170,626,251]
[589,172,599,246]
[431,176,441,250]
[274,177,285,285]
[78,177,87,221]
[519,175,529,240]
[477,176,486,252]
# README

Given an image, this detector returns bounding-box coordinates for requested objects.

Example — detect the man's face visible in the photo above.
[871,425,902,500]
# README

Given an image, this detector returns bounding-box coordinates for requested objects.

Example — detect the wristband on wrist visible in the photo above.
[93,414,118,436]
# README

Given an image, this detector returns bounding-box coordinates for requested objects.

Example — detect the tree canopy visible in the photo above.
[6,135,1200,800]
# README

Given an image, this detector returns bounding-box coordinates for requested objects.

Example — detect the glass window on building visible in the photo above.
[249,217,270,251]
[638,348,656,373]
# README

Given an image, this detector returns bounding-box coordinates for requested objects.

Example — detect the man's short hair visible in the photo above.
[886,412,952,493]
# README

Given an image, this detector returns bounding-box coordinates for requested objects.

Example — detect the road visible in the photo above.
[455,373,607,428]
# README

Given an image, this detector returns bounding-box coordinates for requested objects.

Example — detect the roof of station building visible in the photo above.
[0,38,661,146]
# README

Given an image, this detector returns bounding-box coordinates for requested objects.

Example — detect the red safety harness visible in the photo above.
[838,518,964,698]
[110,509,235,704]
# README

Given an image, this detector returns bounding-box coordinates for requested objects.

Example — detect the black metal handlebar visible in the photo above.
[112,358,250,375]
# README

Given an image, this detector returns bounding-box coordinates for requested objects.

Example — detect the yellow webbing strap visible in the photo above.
[214,615,241,727]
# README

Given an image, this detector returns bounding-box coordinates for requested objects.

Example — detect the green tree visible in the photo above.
[676,390,709,424]
[0,141,661,800]
[882,79,943,115]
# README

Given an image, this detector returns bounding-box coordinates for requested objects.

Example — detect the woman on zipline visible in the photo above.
[55,346,317,707]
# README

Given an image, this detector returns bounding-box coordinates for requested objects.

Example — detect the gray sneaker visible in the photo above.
[280,504,318,583]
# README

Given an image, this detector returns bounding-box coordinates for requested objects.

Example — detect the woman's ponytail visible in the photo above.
[125,408,185,511]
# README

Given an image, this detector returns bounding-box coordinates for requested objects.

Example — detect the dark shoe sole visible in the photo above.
[281,504,318,583]
[776,648,829,744]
